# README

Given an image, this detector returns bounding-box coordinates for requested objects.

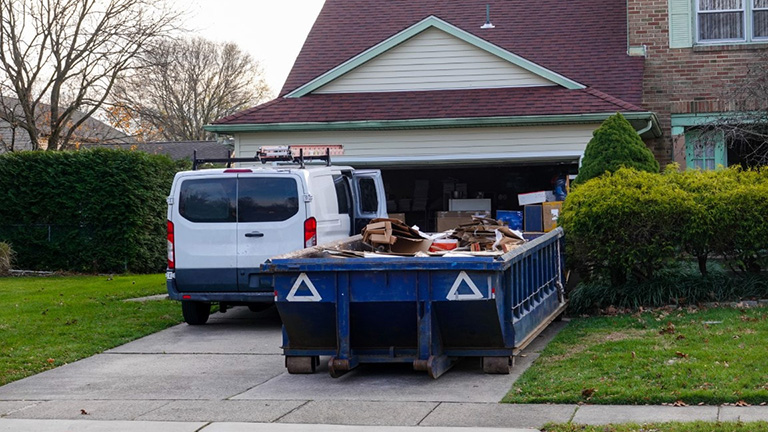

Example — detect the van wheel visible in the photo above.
[181,301,210,325]
[247,303,272,313]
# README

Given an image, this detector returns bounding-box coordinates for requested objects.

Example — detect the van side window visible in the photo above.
[358,178,379,213]
[179,179,236,223]
[333,175,350,214]
[238,178,299,222]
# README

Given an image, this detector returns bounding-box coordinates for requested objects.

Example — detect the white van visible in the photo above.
[166,149,387,324]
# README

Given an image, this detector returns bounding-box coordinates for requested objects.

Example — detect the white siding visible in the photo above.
[314,28,556,94]
[234,124,595,166]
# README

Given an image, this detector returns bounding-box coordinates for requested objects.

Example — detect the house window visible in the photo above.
[697,0,768,43]
[685,129,727,170]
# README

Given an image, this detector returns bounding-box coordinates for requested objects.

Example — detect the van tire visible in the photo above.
[181,301,211,325]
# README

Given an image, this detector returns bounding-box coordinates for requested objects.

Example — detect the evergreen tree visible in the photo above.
[574,113,659,185]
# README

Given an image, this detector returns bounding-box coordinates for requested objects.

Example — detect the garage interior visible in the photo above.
[379,162,579,232]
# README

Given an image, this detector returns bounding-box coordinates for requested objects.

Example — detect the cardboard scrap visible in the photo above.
[450,216,526,253]
[361,218,432,255]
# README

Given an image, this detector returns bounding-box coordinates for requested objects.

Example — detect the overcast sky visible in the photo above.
[185,0,326,97]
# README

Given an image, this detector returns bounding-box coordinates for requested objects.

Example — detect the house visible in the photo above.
[208,0,757,229]
[0,98,134,152]
[628,0,768,169]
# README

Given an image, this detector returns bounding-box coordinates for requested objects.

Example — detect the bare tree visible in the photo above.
[109,37,271,142]
[698,52,768,167]
[0,0,181,151]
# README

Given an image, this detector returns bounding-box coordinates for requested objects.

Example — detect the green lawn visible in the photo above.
[506,306,768,405]
[543,422,768,432]
[0,274,181,386]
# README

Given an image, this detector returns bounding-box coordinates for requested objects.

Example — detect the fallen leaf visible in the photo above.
[659,322,676,335]
[676,334,686,340]
[80,409,89,415]
[675,351,689,358]
[698,402,705,406]
[735,400,751,407]
[673,400,688,407]
[581,388,596,399]
[46,358,55,364]
[631,351,636,359]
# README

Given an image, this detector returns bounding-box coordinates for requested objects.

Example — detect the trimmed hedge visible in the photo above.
[0,149,176,273]
[561,167,768,285]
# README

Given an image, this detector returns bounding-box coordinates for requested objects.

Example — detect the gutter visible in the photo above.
[205,111,661,134]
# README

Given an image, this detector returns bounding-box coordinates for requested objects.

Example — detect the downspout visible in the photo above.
[636,119,653,136]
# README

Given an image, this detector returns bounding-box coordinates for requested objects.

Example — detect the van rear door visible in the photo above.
[351,170,388,233]
[236,172,308,292]
[173,175,238,292]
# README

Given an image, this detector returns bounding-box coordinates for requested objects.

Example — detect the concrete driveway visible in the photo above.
[0,305,573,429]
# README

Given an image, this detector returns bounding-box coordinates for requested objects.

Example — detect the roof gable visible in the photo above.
[286,16,584,98]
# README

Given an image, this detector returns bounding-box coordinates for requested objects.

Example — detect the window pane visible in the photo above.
[358,178,379,213]
[755,0,768,8]
[706,159,716,170]
[333,175,350,214]
[695,159,704,169]
[705,143,716,157]
[238,178,299,222]
[179,179,236,223]
[700,0,742,10]
[699,11,744,39]
[755,10,768,37]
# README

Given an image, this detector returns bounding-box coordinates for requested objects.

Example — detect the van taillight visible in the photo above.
[167,220,175,269]
[304,217,317,248]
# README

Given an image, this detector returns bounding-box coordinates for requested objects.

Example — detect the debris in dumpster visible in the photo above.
[321,216,528,259]
[451,217,525,253]
[361,218,432,254]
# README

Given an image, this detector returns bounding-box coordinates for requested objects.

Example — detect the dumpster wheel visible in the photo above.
[482,356,512,374]
[286,356,319,374]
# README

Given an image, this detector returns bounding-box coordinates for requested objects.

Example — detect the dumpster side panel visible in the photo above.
[508,235,565,346]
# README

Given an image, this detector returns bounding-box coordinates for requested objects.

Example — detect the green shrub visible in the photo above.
[560,168,693,285]
[568,266,768,314]
[0,149,176,273]
[670,167,768,274]
[0,242,13,275]
[573,112,659,185]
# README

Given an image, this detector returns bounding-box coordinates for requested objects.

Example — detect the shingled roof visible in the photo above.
[212,0,645,128]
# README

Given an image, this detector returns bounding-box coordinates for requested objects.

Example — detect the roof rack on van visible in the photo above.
[192,146,332,170]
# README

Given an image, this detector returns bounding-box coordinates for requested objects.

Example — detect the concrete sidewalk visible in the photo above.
[1,307,767,431]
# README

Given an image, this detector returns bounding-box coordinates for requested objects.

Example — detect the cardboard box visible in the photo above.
[517,190,556,206]
[435,210,490,232]
[387,213,406,222]
[523,205,543,232]
[448,198,491,211]
[542,201,563,232]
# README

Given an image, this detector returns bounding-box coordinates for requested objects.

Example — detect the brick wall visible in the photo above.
[627,0,768,166]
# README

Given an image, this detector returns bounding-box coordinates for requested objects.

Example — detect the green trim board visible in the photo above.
[671,111,761,128]
[206,112,661,136]
[285,15,585,98]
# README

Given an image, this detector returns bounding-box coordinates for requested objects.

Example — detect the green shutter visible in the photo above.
[669,0,693,48]
[714,131,727,168]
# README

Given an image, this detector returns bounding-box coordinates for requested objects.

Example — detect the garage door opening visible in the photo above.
[380,162,578,232]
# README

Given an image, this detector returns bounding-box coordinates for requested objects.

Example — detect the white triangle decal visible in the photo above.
[446,271,484,301]
[286,273,322,302]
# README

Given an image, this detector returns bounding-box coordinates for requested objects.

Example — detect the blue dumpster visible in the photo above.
[264,227,567,378]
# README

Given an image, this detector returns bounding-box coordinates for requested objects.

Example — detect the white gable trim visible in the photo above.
[285,15,585,98]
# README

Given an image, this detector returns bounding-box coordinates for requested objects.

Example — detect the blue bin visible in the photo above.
[496,210,523,230]
[264,228,567,379]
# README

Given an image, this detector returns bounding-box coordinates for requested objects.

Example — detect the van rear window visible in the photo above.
[179,179,236,223]
[238,178,299,222]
